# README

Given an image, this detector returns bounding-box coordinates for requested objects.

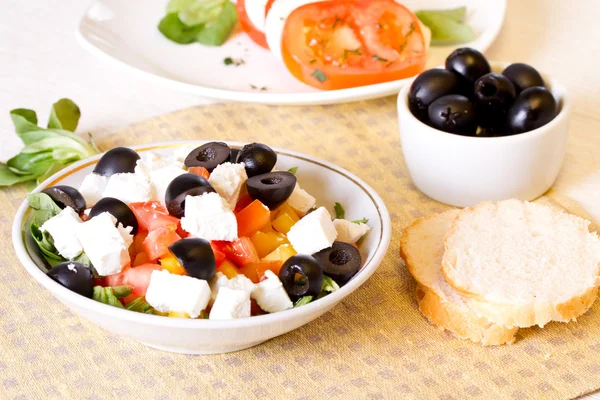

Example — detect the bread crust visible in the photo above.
[416,284,518,346]
[400,211,517,345]
[441,200,600,328]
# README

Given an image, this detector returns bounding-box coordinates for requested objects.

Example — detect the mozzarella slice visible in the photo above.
[265,0,430,61]
[265,0,324,61]
[245,0,270,32]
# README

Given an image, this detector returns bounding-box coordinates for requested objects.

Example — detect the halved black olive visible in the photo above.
[41,185,86,215]
[89,197,139,235]
[236,143,277,177]
[246,171,296,209]
[279,255,323,301]
[313,242,361,286]
[184,142,231,172]
[165,173,216,218]
[93,147,140,177]
[169,238,216,280]
[47,262,94,298]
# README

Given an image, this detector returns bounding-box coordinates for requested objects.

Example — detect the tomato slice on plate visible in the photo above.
[130,201,180,232]
[281,0,427,90]
[237,0,269,48]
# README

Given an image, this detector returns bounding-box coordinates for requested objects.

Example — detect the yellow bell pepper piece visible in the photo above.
[250,231,290,258]
[168,311,190,318]
[217,259,239,279]
[262,244,297,263]
[160,256,187,275]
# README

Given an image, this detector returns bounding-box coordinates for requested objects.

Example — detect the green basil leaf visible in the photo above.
[21,137,90,155]
[73,253,92,268]
[333,202,345,220]
[195,2,238,46]
[27,192,63,214]
[166,0,195,13]
[178,0,225,26]
[93,287,125,309]
[158,13,205,44]
[416,7,475,45]
[47,98,81,132]
[10,109,39,134]
[351,217,369,224]
[294,296,313,308]
[0,164,35,186]
[17,130,60,146]
[36,162,67,185]
[7,152,55,177]
[111,285,134,298]
[30,223,63,264]
[288,166,298,175]
[321,276,340,293]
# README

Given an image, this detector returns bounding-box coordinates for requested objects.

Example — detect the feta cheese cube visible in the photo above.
[209,287,251,319]
[102,173,151,205]
[208,162,248,208]
[209,272,256,304]
[117,223,134,248]
[333,219,370,243]
[287,184,316,215]
[287,207,337,255]
[180,193,238,241]
[148,165,186,205]
[145,270,211,318]
[135,152,184,181]
[171,146,196,164]
[76,212,130,276]
[40,206,83,259]
[78,173,109,206]
[251,270,293,313]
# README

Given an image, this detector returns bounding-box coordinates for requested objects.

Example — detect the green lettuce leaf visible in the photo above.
[158,13,206,44]
[416,7,475,45]
[195,2,237,46]
[47,98,81,132]
[178,0,226,26]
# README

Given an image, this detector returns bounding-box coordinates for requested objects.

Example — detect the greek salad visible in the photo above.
[29,142,371,319]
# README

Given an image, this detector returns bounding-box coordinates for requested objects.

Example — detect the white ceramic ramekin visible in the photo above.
[397,62,570,207]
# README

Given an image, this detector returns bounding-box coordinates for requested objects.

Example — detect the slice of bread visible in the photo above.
[442,199,600,328]
[400,210,518,345]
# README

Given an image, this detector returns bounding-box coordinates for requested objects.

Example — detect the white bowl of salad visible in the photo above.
[12,141,391,354]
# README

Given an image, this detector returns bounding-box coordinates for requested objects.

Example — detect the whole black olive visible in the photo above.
[93,147,140,177]
[279,255,323,301]
[409,69,459,123]
[184,142,231,172]
[89,197,139,235]
[502,63,545,95]
[428,94,477,135]
[313,242,361,286]
[236,143,277,177]
[41,185,86,215]
[165,173,216,218]
[474,73,516,127]
[445,48,491,94]
[245,171,296,209]
[169,238,216,281]
[508,87,557,134]
[47,262,94,298]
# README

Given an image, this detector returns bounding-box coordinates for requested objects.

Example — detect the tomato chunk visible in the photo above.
[239,260,283,283]
[143,225,182,260]
[223,237,259,266]
[210,241,227,266]
[234,193,253,214]
[133,252,151,267]
[236,199,271,238]
[125,263,163,296]
[281,0,426,90]
[130,201,180,231]
[188,166,210,180]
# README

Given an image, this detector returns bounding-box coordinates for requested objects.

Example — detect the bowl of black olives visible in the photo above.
[397,48,570,207]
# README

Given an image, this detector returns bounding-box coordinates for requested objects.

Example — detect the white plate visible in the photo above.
[76,0,506,105]
[13,141,392,354]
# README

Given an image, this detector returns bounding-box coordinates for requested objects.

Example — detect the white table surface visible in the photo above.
[2,0,600,398]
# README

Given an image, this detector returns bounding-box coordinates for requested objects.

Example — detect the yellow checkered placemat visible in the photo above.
[2,98,600,399]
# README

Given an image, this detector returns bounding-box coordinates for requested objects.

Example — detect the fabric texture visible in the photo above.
[2,98,600,399]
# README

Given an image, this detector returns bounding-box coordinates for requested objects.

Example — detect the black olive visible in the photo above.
[279,255,323,301]
[313,242,361,286]
[47,262,94,298]
[474,73,516,128]
[41,185,86,215]
[230,148,241,162]
[245,171,296,209]
[93,147,140,177]
[236,143,277,177]
[165,173,216,218]
[428,94,477,135]
[445,48,491,94]
[502,63,545,95]
[409,69,459,123]
[184,142,231,172]
[89,197,139,235]
[508,87,557,134]
[169,238,216,281]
